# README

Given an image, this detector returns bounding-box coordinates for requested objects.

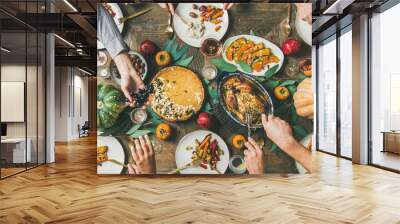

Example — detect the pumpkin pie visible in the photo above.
[150,66,204,122]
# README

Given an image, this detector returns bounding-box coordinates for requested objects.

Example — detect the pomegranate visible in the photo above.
[139,40,158,55]
[281,39,301,55]
[197,112,213,129]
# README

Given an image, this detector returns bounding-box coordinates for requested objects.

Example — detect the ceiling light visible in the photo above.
[54,34,75,48]
[63,0,78,12]
[1,47,11,53]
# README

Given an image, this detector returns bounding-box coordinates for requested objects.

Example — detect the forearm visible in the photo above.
[279,138,312,173]
[97,4,127,58]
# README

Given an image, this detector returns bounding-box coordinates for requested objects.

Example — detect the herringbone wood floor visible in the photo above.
[1,135,399,224]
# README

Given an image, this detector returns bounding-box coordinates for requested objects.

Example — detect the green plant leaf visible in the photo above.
[297,73,308,81]
[265,80,280,91]
[146,107,163,125]
[163,34,176,52]
[249,29,257,36]
[176,55,193,67]
[238,61,252,73]
[130,129,152,138]
[264,64,279,78]
[292,125,308,140]
[271,143,280,153]
[126,123,142,135]
[290,105,298,124]
[287,85,297,95]
[174,44,189,61]
[280,80,297,87]
[210,58,237,72]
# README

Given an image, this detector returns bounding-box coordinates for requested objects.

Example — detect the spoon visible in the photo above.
[165,12,174,39]
[283,4,292,37]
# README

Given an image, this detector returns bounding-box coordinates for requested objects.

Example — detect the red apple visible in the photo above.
[281,39,301,55]
[197,112,213,129]
[139,40,157,55]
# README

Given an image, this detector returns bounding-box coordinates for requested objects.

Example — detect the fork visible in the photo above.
[245,110,252,138]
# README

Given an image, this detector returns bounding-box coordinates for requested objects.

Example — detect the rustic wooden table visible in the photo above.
[101,3,312,174]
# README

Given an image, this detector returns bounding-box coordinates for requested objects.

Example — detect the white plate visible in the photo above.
[97,136,126,174]
[296,16,312,46]
[175,130,230,174]
[222,35,284,76]
[173,3,229,48]
[98,3,124,49]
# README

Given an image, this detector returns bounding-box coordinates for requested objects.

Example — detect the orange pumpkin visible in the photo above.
[155,123,172,140]
[155,51,171,66]
[231,134,246,150]
[274,86,290,101]
[293,78,314,119]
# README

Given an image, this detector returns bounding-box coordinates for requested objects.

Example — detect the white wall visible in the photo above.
[54,66,89,141]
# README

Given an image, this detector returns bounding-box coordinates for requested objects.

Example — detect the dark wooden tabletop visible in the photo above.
[103,3,312,174]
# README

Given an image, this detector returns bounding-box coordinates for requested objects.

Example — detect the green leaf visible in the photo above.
[297,73,308,81]
[130,129,152,138]
[174,44,189,61]
[175,55,193,67]
[126,123,142,135]
[163,34,176,52]
[280,80,297,87]
[203,102,214,114]
[146,107,163,125]
[287,85,297,95]
[271,144,280,153]
[265,80,280,90]
[290,105,298,124]
[249,29,257,36]
[238,61,252,73]
[292,125,308,140]
[264,64,279,78]
[210,58,237,72]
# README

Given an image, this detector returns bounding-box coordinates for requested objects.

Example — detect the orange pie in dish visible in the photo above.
[150,66,204,122]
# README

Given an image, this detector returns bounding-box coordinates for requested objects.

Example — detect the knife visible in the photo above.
[118,8,152,24]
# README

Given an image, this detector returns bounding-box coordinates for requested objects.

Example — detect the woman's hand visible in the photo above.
[113,52,145,107]
[128,135,156,174]
[244,137,264,174]
[158,3,175,15]
[262,114,312,172]
[262,114,297,151]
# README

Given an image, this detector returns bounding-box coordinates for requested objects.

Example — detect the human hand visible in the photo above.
[223,3,236,10]
[262,114,312,172]
[244,137,264,174]
[113,53,145,107]
[128,135,156,174]
[158,3,175,15]
[295,3,312,25]
[262,114,296,151]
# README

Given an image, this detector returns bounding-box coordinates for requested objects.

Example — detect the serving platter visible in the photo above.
[218,73,274,129]
[173,3,229,48]
[222,35,284,76]
[175,130,230,174]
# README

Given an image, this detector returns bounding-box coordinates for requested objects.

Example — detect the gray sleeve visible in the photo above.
[97,4,128,58]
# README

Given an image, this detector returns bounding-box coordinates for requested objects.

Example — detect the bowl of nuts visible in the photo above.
[110,50,148,85]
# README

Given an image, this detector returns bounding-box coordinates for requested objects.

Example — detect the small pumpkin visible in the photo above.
[293,78,314,119]
[155,50,171,66]
[155,123,172,140]
[231,134,246,150]
[274,86,290,101]
[97,84,126,129]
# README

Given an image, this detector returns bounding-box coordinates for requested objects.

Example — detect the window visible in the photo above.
[370,3,400,171]
[317,36,337,154]
[339,28,352,158]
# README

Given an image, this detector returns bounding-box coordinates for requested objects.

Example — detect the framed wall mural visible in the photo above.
[96,2,313,175]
